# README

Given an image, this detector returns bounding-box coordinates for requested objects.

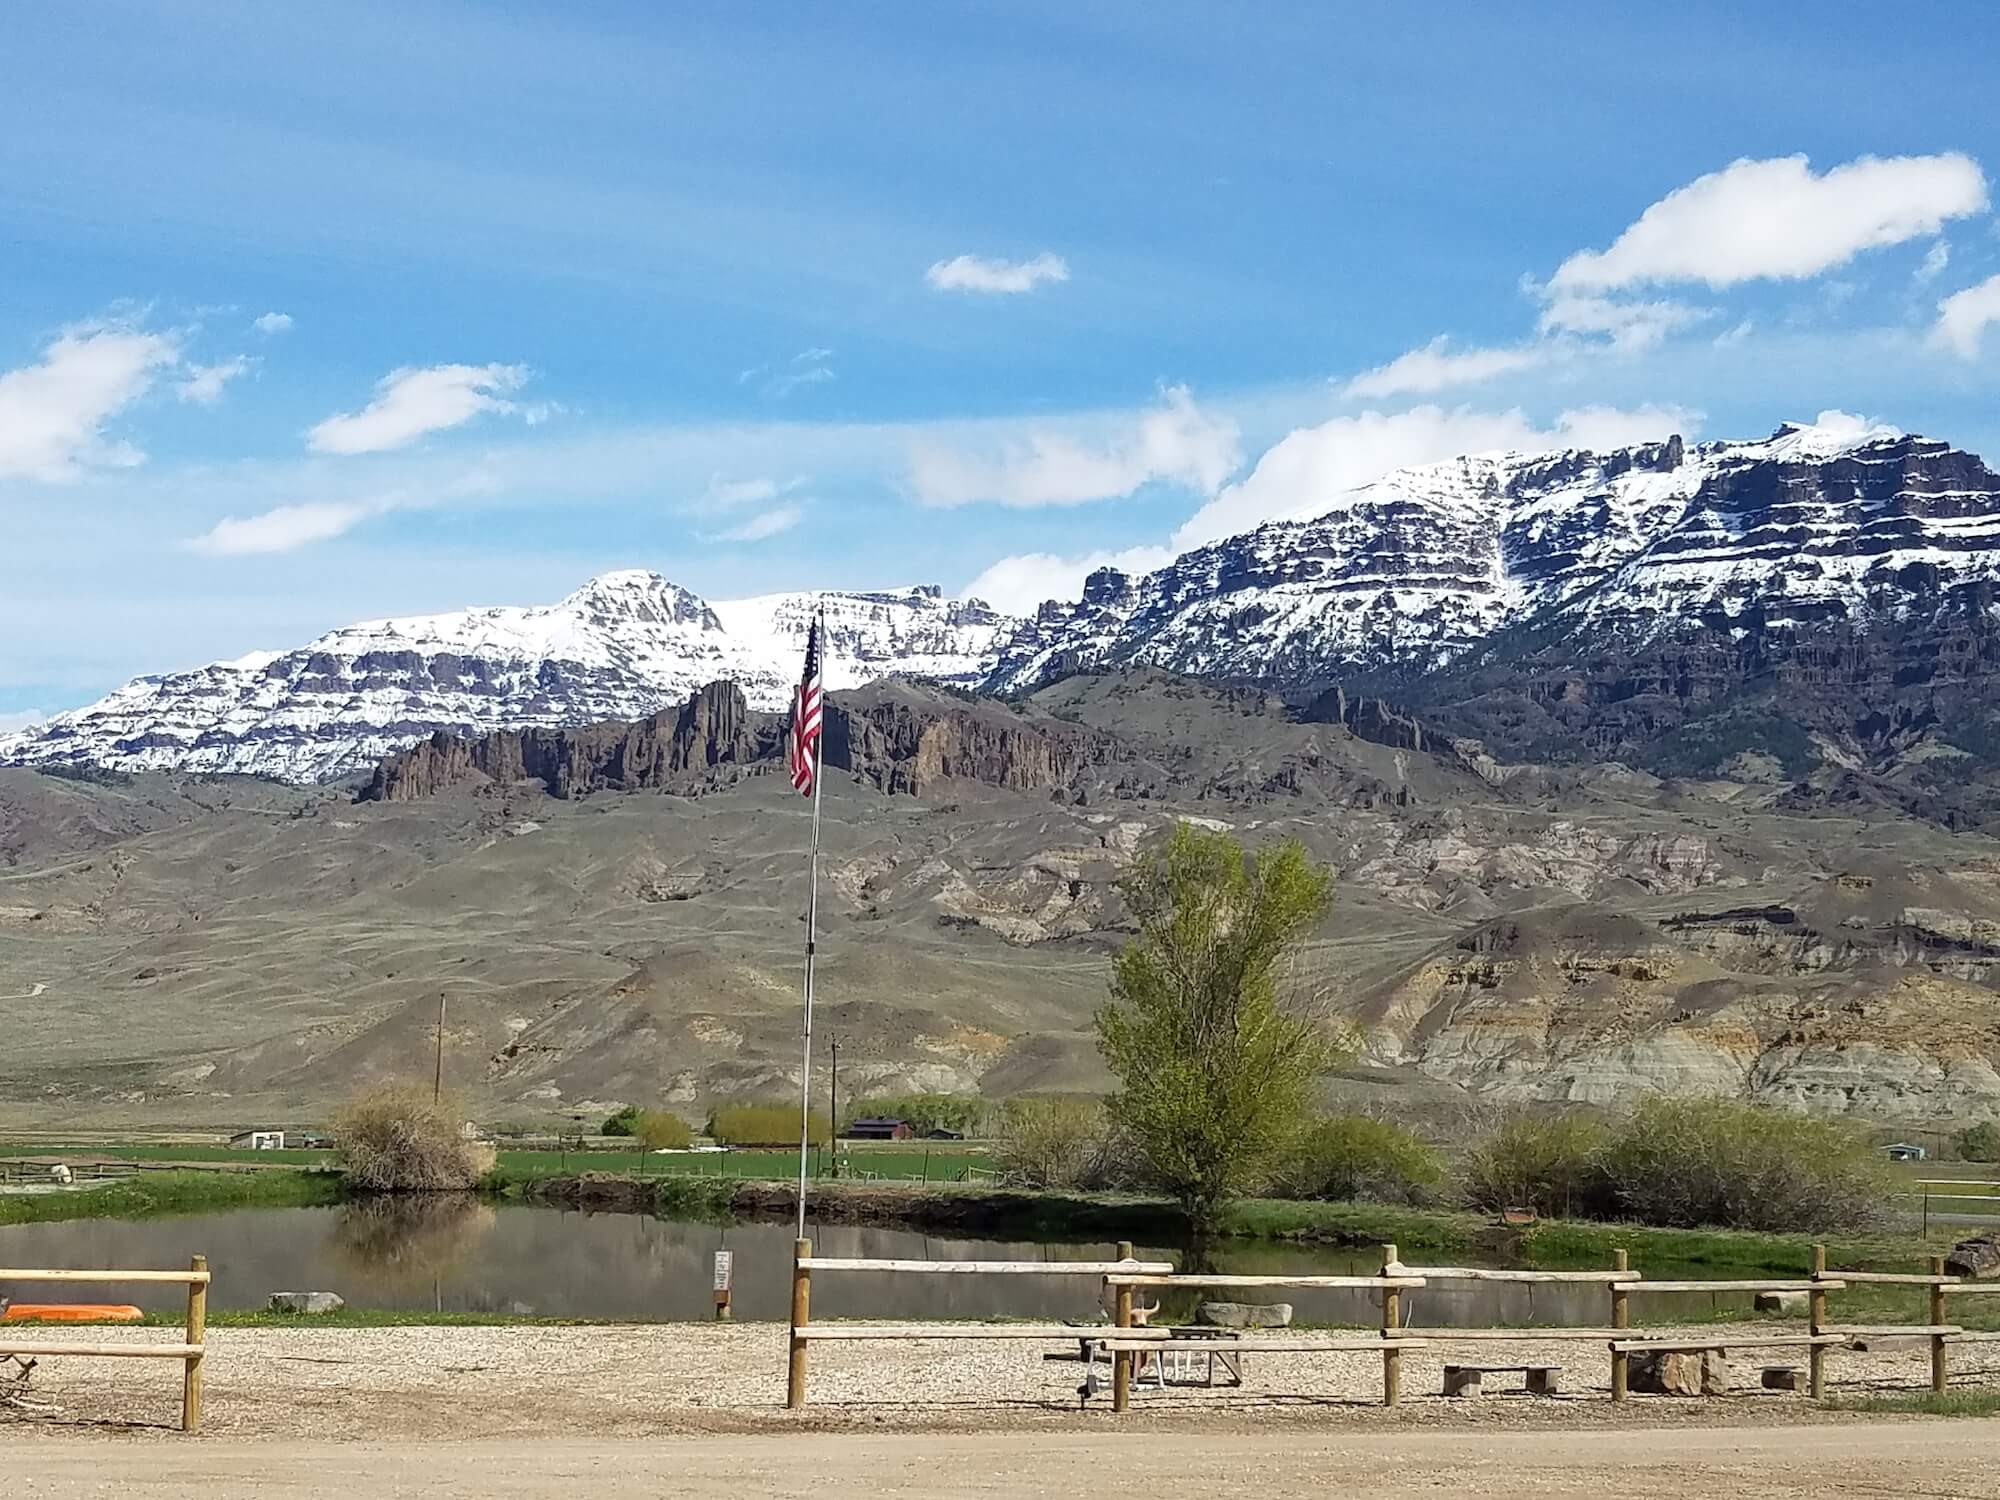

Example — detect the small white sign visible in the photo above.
[713,1250,734,1291]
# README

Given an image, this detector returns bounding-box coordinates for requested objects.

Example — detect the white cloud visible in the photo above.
[1173,402,1699,550]
[1916,241,1952,284]
[0,325,178,481]
[1933,273,2000,359]
[741,347,834,399]
[963,545,1176,617]
[252,312,294,335]
[0,709,46,736]
[1552,403,1704,453]
[1536,293,1707,352]
[185,499,383,557]
[1552,152,1988,292]
[908,386,1239,508]
[697,475,784,511]
[306,363,530,454]
[178,355,254,406]
[709,505,802,543]
[925,252,1070,294]
[1343,338,1544,399]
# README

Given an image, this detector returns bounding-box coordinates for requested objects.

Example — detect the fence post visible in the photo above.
[1809,1244,1827,1399]
[787,1238,811,1410]
[181,1254,207,1434]
[1931,1254,1948,1395]
[1112,1239,1134,1414]
[1610,1249,1629,1403]
[1380,1242,1401,1408]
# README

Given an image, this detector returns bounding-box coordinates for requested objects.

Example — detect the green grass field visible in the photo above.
[1,1139,993,1184]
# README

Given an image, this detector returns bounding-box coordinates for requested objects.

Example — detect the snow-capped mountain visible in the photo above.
[13,417,2000,784]
[983,418,2000,693]
[1,573,1013,782]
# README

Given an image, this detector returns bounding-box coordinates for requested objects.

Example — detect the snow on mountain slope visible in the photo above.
[14,417,2000,784]
[985,418,2000,692]
[0,573,1013,782]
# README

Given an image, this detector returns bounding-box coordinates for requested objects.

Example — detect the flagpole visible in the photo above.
[795,607,826,1239]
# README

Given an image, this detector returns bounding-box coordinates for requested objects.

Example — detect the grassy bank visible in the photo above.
[0,1168,343,1227]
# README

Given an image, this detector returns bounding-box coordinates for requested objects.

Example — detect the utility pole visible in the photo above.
[433,991,447,1104]
[828,1035,839,1179]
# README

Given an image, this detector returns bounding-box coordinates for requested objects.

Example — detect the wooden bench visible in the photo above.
[1443,1362,1558,1397]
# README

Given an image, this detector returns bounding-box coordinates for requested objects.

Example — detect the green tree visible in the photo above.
[1095,822,1345,1233]
[1956,1121,2000,1162]
[602,1105,642,1137]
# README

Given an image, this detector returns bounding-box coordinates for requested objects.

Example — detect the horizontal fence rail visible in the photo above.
[0,1268,210,1284]
[779,1237,2000,1414]
[797,1258,1172,1275]
[0,1256,207,1430]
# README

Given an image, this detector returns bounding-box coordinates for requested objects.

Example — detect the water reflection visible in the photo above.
[330,1196,496,1290]
[0,1204,1766,1325]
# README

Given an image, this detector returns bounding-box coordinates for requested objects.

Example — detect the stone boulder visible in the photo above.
[1946,1232,2000,1280]
[268,1291,345,1314]
[1629,1350,1732,1396]
[1753,1290,1808,1315]
[1194,1300,1294,1330]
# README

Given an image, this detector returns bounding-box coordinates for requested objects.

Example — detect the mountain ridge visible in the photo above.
[12,415,2000,787]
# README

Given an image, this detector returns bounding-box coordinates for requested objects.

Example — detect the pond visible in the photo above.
[0,1202,1768,1326]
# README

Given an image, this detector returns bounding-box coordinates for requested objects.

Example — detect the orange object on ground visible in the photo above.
[1,1303,145,1323]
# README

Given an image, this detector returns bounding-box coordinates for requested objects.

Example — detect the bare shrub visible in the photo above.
[332,1084,496,1192]
[1462,1111,1614,1218]
[994,1096,1109,1190]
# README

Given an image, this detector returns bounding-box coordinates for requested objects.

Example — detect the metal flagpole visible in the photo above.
[795,608,826,1239]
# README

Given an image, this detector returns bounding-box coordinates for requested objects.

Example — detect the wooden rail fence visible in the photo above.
[0,1256,209,1430]
[778,1241,2000,1413]
[785,1238,1174,1409]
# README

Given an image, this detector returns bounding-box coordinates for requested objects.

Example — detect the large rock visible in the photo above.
[1946,1232,2000,1279]
[1754,1290,1808,1315]
[1629,1350,1732,1396]
[1194,1300,1293,1330]
[267,1291,345,1314]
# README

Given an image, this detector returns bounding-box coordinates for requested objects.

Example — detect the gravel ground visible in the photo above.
[12,1427,2000,1499]
[5,1322,1998,1439]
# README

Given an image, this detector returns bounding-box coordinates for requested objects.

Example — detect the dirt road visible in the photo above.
[12,1424,2000,1498]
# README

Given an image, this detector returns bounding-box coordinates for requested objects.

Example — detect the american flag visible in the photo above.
[788,612,824,796]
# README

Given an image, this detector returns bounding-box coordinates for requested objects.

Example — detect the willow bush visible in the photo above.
[1273,1113,1445,1206]
[1461,1099,1888,1232]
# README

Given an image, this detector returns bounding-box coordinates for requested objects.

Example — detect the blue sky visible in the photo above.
[7,0,2000,722]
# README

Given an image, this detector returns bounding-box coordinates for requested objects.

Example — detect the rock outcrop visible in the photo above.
[360,682,773,802]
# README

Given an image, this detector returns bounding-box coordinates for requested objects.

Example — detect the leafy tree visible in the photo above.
[632,1110,692,1152]
[709,1102,829,1146]
[1095,822,1345,1233]
[602,1105,642,1137]
[1956,1121,2000,1162]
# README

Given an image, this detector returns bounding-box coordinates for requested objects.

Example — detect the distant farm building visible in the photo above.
[845,1118,914,1141]
[1884,1142,1928,1161]
[230,1130,286,1150]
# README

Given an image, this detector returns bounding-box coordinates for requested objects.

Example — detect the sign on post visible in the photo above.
[713,1249,734,1320]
